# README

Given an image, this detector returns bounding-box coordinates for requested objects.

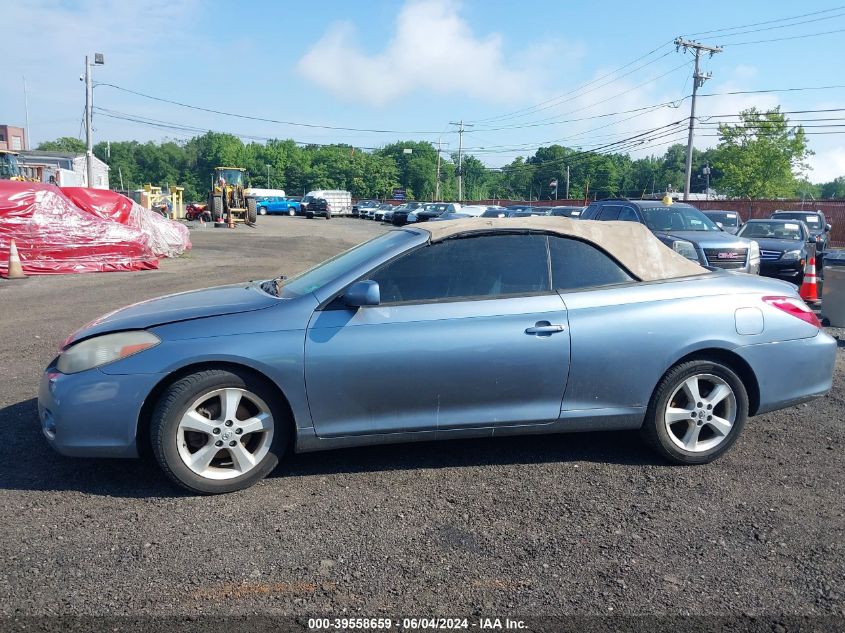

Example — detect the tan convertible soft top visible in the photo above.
[414,216,707,281]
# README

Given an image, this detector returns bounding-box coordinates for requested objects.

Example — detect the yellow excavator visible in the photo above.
[208,167,257,226]
[0,150,24,181]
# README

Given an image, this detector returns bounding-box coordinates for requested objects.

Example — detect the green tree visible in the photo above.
[820,176,845,199]
[38,137,86,153]
[713,107,810,198]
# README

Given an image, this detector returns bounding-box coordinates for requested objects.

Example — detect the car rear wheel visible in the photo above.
[288,208,296,216]
[641,359,748,464]
[150,369,288,494]
[259,207,267,216]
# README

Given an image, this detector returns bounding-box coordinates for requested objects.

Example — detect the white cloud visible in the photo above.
[807,147,845,183]
[296,0,558,106]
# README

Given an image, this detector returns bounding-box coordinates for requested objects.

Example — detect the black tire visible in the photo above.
[246,197,257,224]
[640,359,748,465]
[201,211,212,222]
[211,195,224,223]
[306,212,314,219]
[288,208,296,217]
[150,368,289,494]
[258,206,267,216]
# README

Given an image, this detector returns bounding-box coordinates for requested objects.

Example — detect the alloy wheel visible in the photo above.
[176,388,274,480]
[663,373,736,453]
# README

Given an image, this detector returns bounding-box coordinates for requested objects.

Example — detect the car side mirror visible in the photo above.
[826,224,832,232]
[344,280,380,307]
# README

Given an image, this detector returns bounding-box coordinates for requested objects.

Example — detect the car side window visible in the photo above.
[368,234,551,304]
[618,206,639,222]
[549,236,634,291]
[581,203,599,219]
[596,205,622,221]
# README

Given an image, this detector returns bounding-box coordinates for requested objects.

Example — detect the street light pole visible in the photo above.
[84,53,104,188]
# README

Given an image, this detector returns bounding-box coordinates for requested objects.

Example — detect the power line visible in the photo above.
[473,62,693,132]
[684,5,845,37]
[95,83,443,135]
[94,108,385,150]
[692,10,845,40]
[699,84,845,96]
[468,41,675,125]
[725,27,845,45]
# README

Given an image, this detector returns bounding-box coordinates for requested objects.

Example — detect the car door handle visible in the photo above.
[525,322,566,335]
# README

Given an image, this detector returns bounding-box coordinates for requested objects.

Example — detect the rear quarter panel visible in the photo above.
[560,273,820,413]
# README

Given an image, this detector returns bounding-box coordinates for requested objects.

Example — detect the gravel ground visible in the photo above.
[0,216,843,621]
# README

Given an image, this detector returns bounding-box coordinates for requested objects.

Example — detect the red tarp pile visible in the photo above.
[0,181,191,276]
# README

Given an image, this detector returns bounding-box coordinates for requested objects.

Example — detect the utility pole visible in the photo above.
[449,120,473,201]
[565,165,570,199]
[435,137,442,201]
[84,56,93,187]
[84,53,104,188]
[674,38,721,201]
[23,77,31,149]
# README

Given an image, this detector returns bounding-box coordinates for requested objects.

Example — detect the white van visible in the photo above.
[303,190,352,216]
[245,188,286,198]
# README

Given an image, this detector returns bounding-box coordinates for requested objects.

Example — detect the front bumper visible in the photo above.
[738,332,837,416]
[761,261,804,284]
[37,364,163,458]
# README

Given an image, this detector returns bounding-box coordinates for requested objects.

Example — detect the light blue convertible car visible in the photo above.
[38,217,837,494]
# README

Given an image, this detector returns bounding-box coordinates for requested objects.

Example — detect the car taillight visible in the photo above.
[763,296,821,328]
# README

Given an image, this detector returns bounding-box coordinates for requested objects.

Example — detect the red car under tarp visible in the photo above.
[0,181,159,275]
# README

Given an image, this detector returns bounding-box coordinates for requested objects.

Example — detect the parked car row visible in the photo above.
[352,198,833,287]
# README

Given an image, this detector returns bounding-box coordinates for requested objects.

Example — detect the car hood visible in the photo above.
[749,237,807,252]
[653,230,749,247]
[64,282,279,347]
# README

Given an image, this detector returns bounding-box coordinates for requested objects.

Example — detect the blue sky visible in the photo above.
[5,0,845,181]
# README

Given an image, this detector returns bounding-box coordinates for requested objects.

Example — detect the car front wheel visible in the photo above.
[641,359,748,464]
[150,369,288,494]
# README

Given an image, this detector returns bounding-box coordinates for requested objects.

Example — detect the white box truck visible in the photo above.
[302,190,352,217]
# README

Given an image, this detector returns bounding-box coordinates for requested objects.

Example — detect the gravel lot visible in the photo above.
[0,216,843,621]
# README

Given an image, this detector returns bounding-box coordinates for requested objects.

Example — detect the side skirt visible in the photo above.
[294,407,645,454]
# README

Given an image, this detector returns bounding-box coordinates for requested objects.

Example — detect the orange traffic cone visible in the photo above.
[3,239,27,279]
[799,255,819,304]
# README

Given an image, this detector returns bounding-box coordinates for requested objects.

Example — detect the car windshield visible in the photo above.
[424,204,448,213]
[641,206,720,232]
[774,212,821,227]
[481,208,507,218]
[739,222,805,241]
[704,211,740,227]
[263,231,415,298]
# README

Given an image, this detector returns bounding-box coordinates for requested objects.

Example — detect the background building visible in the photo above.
[0,125,27,151]
[18,150,110,189]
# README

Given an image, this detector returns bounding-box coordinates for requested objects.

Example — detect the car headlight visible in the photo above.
[57,331,160,374]
[781,249,802,261]
[672,239,699,261]
[748,240,760,262]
